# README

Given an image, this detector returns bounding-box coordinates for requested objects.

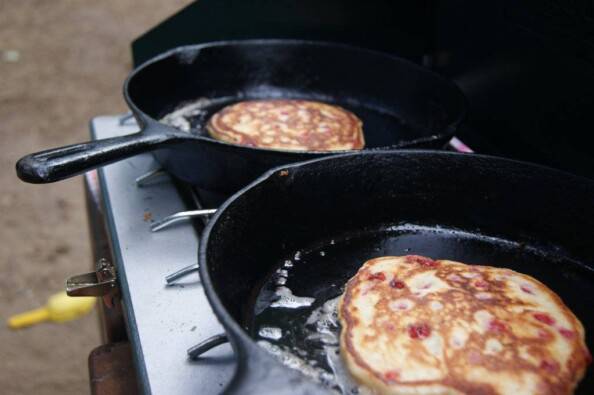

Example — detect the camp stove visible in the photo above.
[75,113,472,394]
[73,1,594,393]
[80,114,235,395]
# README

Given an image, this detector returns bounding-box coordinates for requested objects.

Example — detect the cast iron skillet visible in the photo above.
[199,151,594,394]
[16,40,466,194]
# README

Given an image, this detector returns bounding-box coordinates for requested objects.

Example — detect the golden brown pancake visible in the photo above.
[339,255,591,395]
[206,99,364,151]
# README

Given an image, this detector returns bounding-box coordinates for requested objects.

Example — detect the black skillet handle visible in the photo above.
[16,131,177,183]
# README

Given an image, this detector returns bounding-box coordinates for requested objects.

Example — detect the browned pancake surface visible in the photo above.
[339,255,591,395]
[207,99,364,151]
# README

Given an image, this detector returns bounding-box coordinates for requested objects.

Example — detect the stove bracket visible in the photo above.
[187,333,229,360]
[165,263,199,285]
[66,258,119,307]
[135,167,166,187]
[150,208,216,232]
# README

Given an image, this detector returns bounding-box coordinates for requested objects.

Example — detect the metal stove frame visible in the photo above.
[82,113,472,394]
[83,115,235,394]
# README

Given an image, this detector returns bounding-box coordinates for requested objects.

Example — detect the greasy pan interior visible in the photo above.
[127,40,466,146]
[201,151,594,393]
[17,40,466,190]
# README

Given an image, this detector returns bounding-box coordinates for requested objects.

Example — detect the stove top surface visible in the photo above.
[90,114,473,394]
[91,115,235,394]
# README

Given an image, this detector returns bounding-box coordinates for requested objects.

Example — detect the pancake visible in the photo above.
[206,99,364,151]
[339,255,591,395]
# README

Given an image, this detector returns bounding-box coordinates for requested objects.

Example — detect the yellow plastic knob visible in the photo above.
[8,291,96,329]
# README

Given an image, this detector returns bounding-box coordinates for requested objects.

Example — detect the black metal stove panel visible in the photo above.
[132,0,594,178]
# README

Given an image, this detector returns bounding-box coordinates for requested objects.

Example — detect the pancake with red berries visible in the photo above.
[206,99,364,151]
[339,255,591,395]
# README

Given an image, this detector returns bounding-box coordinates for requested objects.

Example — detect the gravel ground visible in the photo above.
[0,1,190,393]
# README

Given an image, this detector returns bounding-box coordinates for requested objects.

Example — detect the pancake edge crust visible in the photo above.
[206,99,364,151]
[339,255,591,395]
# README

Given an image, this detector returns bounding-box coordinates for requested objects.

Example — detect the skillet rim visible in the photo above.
[123,39,468,155]
[198,149,594,366]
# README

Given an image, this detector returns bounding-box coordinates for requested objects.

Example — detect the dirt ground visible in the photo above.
[0,1,191,394]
